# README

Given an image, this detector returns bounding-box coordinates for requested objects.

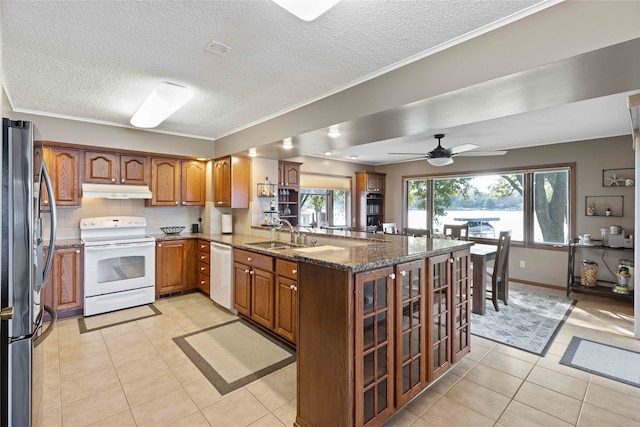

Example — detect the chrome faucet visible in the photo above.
[276,218,296,243]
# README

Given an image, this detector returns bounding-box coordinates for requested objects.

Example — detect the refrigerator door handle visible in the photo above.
[38,162,57,292]
[33,305,56,348]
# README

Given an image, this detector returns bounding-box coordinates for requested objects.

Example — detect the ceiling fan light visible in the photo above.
[130,82,192,128]
[427,157,453,166]
[272,0,342,21]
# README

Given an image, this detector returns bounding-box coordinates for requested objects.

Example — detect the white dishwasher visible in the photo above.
[210,242,236,313]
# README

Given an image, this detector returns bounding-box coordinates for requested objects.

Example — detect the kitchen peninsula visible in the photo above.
[179,230,473,427]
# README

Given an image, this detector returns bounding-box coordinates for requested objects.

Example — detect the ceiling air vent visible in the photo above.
[205,40,232,56]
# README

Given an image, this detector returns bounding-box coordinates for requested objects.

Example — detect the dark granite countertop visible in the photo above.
[153,231,473,272]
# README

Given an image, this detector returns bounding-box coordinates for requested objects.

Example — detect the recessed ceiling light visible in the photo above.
[196,157,208,161]
[282,137,293,149]
[130,82,193,128]
[272,0,342,21]
[324,151,332,156]
[327,125,341,138]
[349,155,359,160]
[248,148,258,157]
[205,39,232,56]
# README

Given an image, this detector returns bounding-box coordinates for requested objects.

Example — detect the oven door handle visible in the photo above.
[84,242,156,250]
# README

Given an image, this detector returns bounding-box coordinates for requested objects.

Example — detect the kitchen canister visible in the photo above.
[581,260,598,287]
[221,214,233,234]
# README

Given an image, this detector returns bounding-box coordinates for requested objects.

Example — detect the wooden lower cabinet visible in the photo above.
[251,268,275,329]
[196,240,210,295]
[232,249,276,330]
[42,247,83,318]
[275,259,298,344]
[296,247,471,427]
[155,239,195,294]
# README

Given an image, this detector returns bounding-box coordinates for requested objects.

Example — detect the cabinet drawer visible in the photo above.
[197,240,209,252]
[198,272,210,292]
[198,261,210,276]
[233,249,274,271]
[197,250,210,264]
[276,259,298,280]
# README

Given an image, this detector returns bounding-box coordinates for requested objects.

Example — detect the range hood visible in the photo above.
[82,183,152,199]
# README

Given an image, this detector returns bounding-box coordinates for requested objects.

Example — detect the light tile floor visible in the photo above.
[37,283,639,426]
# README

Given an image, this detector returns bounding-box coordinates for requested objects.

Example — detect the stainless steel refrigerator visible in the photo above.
[0,118,57,426]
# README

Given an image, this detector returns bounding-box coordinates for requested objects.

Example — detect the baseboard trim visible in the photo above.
[510,277,565,291]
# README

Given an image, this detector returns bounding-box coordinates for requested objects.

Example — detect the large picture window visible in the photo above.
[404,165,573,246]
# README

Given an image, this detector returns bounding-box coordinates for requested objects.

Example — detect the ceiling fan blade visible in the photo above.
[388,152,428,155]
[449,143,478,155]
[456,150,508,157]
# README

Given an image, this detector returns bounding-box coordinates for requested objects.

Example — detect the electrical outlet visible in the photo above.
[520,260,526,268]
[155,218,161,225]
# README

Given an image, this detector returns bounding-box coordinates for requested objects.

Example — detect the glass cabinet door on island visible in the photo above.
[395,259,427,406]
[355,267,395,426]
[428,254,452,381]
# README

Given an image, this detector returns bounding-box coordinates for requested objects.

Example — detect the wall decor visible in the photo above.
[602,168,634,187]
[585,195,623,217]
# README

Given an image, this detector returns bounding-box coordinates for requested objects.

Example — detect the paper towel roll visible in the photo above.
[221,214,233,234]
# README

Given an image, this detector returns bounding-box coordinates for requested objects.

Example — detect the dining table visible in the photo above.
[470,243,498,315]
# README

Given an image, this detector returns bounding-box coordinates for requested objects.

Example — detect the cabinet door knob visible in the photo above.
[290,285,295,290]
[175,201,179,205]
[249,270,254,275]
[247,257,253,261]
[182,201,186,205]
[292,269,297,274]
[201,256,205,259]
[44,200,49,204]
[400,270,406,276]
[244,269,250,273]
[389,273,396,280]
[158,244,162,247]
[200,267,205,271]
[76,249,80,254]
[121,178,125,182]
[201,281,205,284]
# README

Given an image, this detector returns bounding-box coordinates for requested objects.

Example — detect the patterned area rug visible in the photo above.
[471,287,576,355]
[560,337,640,387]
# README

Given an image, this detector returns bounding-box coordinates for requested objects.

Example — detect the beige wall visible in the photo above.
[375,135,636,288]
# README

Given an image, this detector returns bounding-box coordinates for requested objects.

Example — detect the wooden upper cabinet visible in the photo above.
[181,160,206,206]
[278,161,302,189]
[84,151,118,184]
[84,151,149,185]
[366,173,385,193]
[150,158,181,206]
[43,146,81,207]
[149,158,206,207]
[120,155,149,185]
[214,155,249,208]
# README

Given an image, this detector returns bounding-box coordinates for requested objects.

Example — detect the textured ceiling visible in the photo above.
[2,0,545,141]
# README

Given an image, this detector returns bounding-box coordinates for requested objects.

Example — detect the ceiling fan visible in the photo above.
[390,134,507,166]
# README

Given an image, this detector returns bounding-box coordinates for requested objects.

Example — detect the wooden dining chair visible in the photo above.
[382,223,398,234]
[487,230,512,311]
[443,224,469,240]
[403,228,431,237]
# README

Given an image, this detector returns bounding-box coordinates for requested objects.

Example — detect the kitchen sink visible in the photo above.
[247,241,301,250]
[292,245,345,253]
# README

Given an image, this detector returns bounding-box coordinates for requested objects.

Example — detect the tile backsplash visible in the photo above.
[45,198,203,239]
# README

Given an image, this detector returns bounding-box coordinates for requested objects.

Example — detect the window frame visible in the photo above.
[403,163,576,250]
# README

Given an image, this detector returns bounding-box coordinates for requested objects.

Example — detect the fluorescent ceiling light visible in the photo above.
[283,137,293,149]
[324,151,332,156]
[272,0,341,21]
[349,155,359,160]
[327,125,341,137]
[427,157,453,166]
[130,82,193,128]
[248,148,258,157]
